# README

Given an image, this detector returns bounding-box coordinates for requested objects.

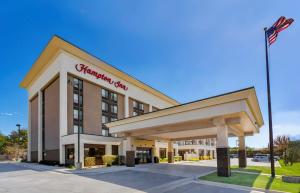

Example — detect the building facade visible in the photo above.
[21,36,264,176]
[21,36,217,167]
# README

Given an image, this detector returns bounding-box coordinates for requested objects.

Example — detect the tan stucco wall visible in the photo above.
[83,81,101,135]
[144,103,149,113]
[30,96,39,157]
[44,78,60,152]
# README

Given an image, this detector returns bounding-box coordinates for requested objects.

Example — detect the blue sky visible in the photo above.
[0,1,299,148]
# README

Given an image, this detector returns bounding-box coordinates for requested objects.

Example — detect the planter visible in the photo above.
[282,176,300,183]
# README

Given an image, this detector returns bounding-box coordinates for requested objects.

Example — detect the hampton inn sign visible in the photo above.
[75,63,129,91]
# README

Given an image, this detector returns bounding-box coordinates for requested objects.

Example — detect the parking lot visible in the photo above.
[0,161,270,193]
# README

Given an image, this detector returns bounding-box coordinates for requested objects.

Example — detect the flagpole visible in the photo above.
[264,27,275,178]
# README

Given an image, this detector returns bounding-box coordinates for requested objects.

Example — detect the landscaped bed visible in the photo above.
[231,160,300,176]
[200,172,300,193]
[199,160,300,193]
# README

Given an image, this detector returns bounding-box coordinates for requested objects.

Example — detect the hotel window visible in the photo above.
[101,88,118,136]
[132,100,145,116]
[73,77,83,133]
[102,102,109,112]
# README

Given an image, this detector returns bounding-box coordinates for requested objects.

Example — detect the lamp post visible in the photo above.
[16,124,21,161]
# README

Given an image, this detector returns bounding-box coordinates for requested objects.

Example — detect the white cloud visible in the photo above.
[0,112,22,117]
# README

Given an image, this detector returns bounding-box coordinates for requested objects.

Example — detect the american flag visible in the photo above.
[266,16,294,45]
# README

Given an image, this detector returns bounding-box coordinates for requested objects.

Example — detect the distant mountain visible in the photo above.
[290,134,300,141]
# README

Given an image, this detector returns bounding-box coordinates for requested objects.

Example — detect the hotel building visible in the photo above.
[20,36,263,177]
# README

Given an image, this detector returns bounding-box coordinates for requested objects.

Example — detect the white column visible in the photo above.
[216,126,229,148]
[149,105,153,112]
[80,142,84,164]
[119,141,124,156]
[175,148,179,156]
[74,138,79,166]
[238,136,246,150]
[124,95,129,118]
[238,135,247,168]
[27,100,31,162]
[37,90,43,162]
[213,117,231,176]
[126,136,135,151]
[168,141,173,152]
[74,137,84,167]
[59,70,68,164]
[106,144,112,155]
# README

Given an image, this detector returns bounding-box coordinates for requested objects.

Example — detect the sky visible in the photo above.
[0,1,299,148]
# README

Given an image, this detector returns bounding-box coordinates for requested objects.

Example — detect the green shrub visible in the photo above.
[159,157,168,163]
[174,155,182,161]
[85,157,96,167]
[188,157,200,161]
[102,155,117,166]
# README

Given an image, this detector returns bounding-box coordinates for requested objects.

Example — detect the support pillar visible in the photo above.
[74,139,83,169]
[175,148,179,156]
[126,136,135,167]
[59,70,68,165]
[214,118,231,177]
[27,100,31,162]
[238,136,247,168]
[168,141,174,163]
[37,90,43,162]
[124,95,129,118]
[105,144,112,155]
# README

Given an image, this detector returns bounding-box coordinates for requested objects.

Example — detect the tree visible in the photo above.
[274,135,290,157]
[5,129,27,160]
[286,140,300,165]
[0,133,8,154]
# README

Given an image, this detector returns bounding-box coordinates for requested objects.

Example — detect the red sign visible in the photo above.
[75,64,128,91]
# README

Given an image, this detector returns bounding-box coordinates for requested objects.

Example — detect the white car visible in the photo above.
[252,154,269,162]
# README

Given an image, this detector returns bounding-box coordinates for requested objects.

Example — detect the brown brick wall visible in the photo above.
[144,103,149,113]
[129,98,133,116]
[83,81,101,135]
[31,151,38,162]
[117,94,125,119]
[44,78,60,161]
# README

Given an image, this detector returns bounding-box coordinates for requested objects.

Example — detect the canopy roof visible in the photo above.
[106,87,264,141]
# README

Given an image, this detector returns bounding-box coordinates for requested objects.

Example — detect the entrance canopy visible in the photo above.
[106,87,264,141]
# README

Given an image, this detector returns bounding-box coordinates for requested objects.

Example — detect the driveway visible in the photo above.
[175,158,280,167]
[0,162,269,193]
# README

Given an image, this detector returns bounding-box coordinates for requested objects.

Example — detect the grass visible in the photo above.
[200,160,300,193]
[200,172,300,193]
[231,160,300,176]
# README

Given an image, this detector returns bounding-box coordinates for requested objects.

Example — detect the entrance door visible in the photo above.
[136,147,152,163]
[84,144,105,166]
[65,144,74,166]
